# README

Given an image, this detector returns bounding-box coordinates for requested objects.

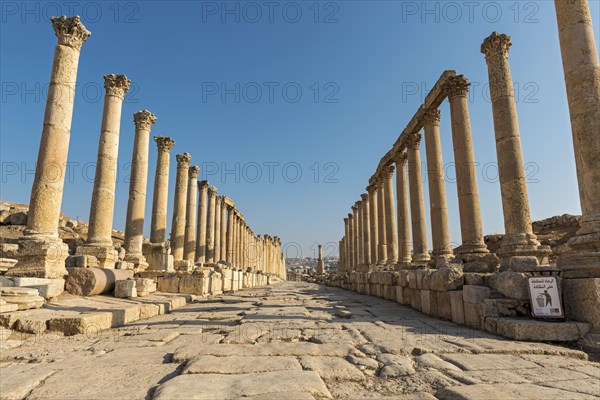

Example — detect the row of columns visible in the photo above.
[8,15,286,281]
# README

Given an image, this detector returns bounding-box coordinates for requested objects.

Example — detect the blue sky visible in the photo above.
[1,1,599,259]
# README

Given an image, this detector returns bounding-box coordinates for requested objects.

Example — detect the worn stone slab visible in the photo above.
[183,355,301,374]
[495,318,590,341]
[0,364,55,400]
[436,383,598,400]
[152,371,333,400]
[299,356,365,382]
[440,354,540,371]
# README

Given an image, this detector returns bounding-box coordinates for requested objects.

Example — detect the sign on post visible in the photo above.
[528,276,564,319]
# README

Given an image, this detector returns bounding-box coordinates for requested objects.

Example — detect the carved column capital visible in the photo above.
[154,136,175,153]
[481,31,512,60]
[422,108,441,126]
[188,165,199,179]
[176,153,192,167]
[198,180,209,191]
[383,164,395,179]
[208,186,218,197]
[360,193,369,202]
[103,74,130,99]
[443,74,470,99]
[366,184,377,195]
[406,133,422,150]
[133,110,157,130]
[393,151,408,164]
[51,16,91,50]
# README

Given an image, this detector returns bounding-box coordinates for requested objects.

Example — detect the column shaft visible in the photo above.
[395,153,412,264]
[361,193,371,267]
[407,134,430,263]
[367,185,378,265]
[150,136,175,243]
[195,181,209,264]
[214,196,222,263]
[383,166,399,264]
[170,153,191,260]
[376,179,387,264]
[206,186,218,263]
[219,199,227,262]
[183,166,199,261]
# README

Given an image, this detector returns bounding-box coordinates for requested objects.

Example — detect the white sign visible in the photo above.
[528,276,564,318]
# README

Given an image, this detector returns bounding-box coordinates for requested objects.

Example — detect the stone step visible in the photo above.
[491,317,591,341]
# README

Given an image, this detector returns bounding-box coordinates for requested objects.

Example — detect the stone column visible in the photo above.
[11,17,90,278]
[367,184,378,266]
[226,204,235,265]
[347,213,354,270]
[183,166,199,261]
[407,134,430,264]
[219,197,228,263]
[195,180,209,265]
[206,186,218,264]
[555,0,600,277]
[383,165,399,265]
[422,108,453,262]
[343,217,350,271]
[339,237,345,272]
[214,195,222,263]
[170,153,191,261]
[355,201,363,268]
[394,152,412,265]
[150,136,175,243]
[316,244,324,275]
[443,75,488,259]
[361,193,371,268]
[481,32,548,265]
[77,74,130,268]
[352,204,360,269]
[376,178,388,265]
[123,110,157,270]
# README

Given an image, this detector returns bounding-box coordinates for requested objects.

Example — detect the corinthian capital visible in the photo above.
[422,108,441,126]
[188,165,199,179]
[176,153,192,166]
[406,133,422,150]
[51,16,91,50]
[154,136,175,153]
[360,193,369,202]
[104,74,130,99]
[133,110,157,131]
[208,186,218,197]
[198,180,209,191]
[393,151,408,164]
[443,74,470,99]
[481,32,512,60]
[383,164,395,179]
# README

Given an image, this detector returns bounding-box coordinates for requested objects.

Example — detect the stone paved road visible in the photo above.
[1,282,599,399]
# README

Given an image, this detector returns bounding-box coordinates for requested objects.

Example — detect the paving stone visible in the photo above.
[440,354,540,371]
[299,356,365,381]
[0,364,55,400]
[183,355,302,374]
[152,371,333,400]
[436,383,598,400]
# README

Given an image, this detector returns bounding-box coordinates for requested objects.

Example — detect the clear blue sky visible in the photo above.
[1,1,599,259]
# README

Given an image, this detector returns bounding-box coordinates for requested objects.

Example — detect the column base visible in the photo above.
[6,237,69,279]
[143,242,174,272]
[394,261,419,271]
[412,252,431,266]
[75,244,118,269]
[497,233,551,269]
[428,254,455,269]
[455,242,490,261]
[173,259,195,272]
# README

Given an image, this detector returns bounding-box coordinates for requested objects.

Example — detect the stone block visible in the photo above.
[0,258,18,273]
[427,266,464,292]
[66,268,134,296]
[0,287,44,310]
[464,273,489,287]
[65,255,99,269]
[0,276,15,287]
[408,271,418,289]
[8,211,27,225]
[398,270,409,287]
[75,245,118,269]
[463,285,492,304]
[115,261,134,270]
[463,261,497,273]
[436,291,452,321]
[395,286,403,304]
[494,271,529,300]
[179,274,208,295]
[115,280,137,298]
[48,312,113,336]
[134,278,156,297]
[481,298,522,319]
[402,287,412,305]
[415,269,426,289]
[563,278,600,329]
[495,318,591,341]
[0,302,18,313]
[464,302,482,329]
[509,256,539,272]
[449,291,465,325]
[421,290,431,314]
[6,239,69,279]
[139,304,160,320]
[410,288,422,311]
[12,277,65,299]
[157,273,180,293]
[174,259,195,272]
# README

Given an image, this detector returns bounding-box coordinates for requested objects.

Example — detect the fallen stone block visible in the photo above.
[509,255,539,272]
[65,255,99,268]
[12,277,65,299]
[494,271,530,300]
[0,287,44,310]
[65,268,134,296]
[463,285,492,304]
[0,258,18,273]
[115,280,137,298]
[427,266,464,292]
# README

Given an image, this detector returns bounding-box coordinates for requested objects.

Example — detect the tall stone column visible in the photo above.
[123,110,157,271]
[555,0,600,276]
[183,166,199,261]
[339,237,345,272]
[347,213,354,270]
[443,75,488,259]
[355,201,363,269]
[352,204,360,269]
[383,165,399,265]
[219,197,228,263]
[206,186,218,264]
[226,204,235,265]
[422,108,453,262]
[481,32,548,265]
[76,74,130,268]
[150,136,175,243]
[170,153,191,261]
[407,134,430,264]
[367,184,378,266]
[343,217,350,271]
[361,193,371,269]
[214,195,222,263]
[316,244,325,274]
[394,152,412,265]
[11,17,90,278]
[376,178,387,265]
[195,180,209,265]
